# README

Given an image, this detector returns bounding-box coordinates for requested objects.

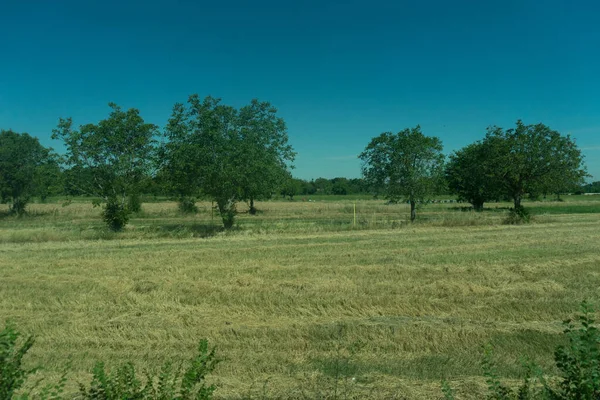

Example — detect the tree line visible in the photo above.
[0,97,592,229]
[360,122,588,221]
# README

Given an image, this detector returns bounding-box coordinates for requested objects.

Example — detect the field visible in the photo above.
[1,196,600,398]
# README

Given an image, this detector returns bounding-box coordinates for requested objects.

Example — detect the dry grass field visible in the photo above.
[1,197,600,398]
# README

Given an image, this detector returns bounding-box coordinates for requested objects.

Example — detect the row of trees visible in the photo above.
[281,177,370,198]
[360,121,588,221]
[49,96,295,230]
[0,106,591,229]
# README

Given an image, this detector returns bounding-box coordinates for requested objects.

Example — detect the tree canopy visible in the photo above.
[359,126,444,221]
[237,99,295,213]
[52,103,158,230]
[0,130,54,215]
[484,121,587,210]
[161,95,295,228]
[445,140,503,211]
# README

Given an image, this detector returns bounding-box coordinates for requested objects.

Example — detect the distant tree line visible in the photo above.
[279,177,370,199]
[0,104,592,229]
[577,181,600,194]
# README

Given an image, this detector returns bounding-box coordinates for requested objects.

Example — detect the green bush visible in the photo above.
[79,339,219,400]
[548,301,600,399]
[102,199,130,232]
[0,323,35,399]
[504,206,531,225]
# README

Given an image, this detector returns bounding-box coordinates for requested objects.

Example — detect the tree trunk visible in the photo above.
[10,197,27,216]
[472,199,484,212]
[217,198,236,229]
[249,198,257,215]
[410,200,416,222]
[514,195,522,210]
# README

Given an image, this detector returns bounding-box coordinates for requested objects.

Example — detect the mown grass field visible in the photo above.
[1,196,600,398]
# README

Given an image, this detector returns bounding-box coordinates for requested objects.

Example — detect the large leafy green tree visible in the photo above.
[52,103,158,231]
[445,140,503,211]
[162,95,294,228]
[484,121,587,210]
[162,95,240,227]
[359,126,444,222]
[237,99,295,214]
[0,129,54,215]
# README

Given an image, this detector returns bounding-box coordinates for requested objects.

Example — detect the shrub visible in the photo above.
[0,323,35,399]
[79,339,219,400]
[547,301,600,399]
[178,197,198,214]
[102,199,130,232]
[504,206,531,225]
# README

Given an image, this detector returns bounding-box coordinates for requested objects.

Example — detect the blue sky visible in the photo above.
[1,0,599,180]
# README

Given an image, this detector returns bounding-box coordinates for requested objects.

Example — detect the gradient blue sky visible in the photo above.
[1,0,599,180]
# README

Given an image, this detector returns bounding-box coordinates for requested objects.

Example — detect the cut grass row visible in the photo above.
[1,198,600,397]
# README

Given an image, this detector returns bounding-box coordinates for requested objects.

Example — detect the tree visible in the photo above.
[162,96,241,228]
[0,130,54,215]
[33,159,63,202]
[359,126,444,222]
[280,175,303,200]
[484,121,587,211]
[579,181,600,194]
[237,99,295,214]
[331,178,350,195]
[162,95,294,228]
[445,141,503,211]
[313,178,332,194]
[52,103,158,231]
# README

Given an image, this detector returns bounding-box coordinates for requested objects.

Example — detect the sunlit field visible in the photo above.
[1,196,600,398]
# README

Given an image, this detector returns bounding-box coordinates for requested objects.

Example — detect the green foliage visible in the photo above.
[579,181,600,194]
[279,175,303,200]
[237,99,296,207]
[0,323,35,399]
[78,339,219,400]
[446,141,503,211]
[359,126,445,221]
[0,324,218,400]
[52,103,157,230]
[504,206,531,225]
[0,130,54,215]
[102,199,130,232]
[484,121,587,210]
[548,301,600,399]
[161,95,294,228]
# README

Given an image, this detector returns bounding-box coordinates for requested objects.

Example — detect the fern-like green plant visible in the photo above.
[78,339,219,400]
[0,323,35,400]
[545,301,600,399]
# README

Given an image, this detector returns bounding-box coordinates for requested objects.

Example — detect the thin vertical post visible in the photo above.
[353,201,356,227]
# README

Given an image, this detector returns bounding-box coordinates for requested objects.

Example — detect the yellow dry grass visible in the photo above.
[1,197,600,398]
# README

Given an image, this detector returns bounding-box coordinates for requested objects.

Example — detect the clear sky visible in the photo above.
[1,0,599,180]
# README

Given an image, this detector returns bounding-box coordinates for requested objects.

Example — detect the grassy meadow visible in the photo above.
[1,195,600,398]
